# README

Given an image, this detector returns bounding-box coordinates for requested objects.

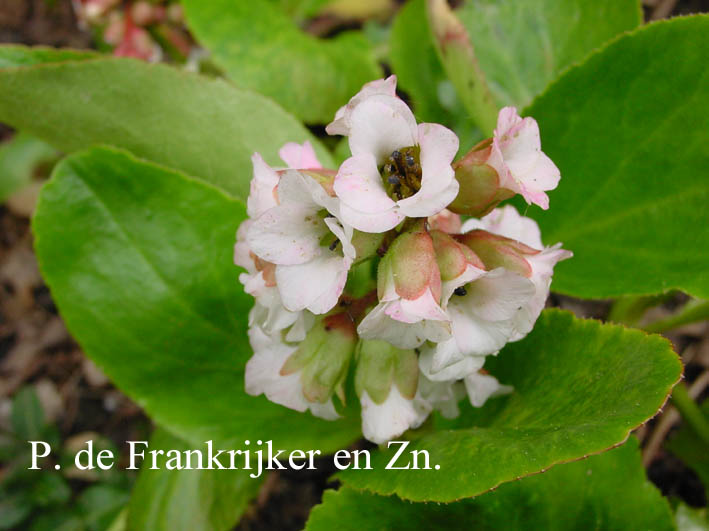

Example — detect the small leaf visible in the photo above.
[127,429,261,531]
[0,49,333,200]
[454,0,641,108]
[338,310,680,501]
[29,472,72,508]
[0,132,58,203]
[524,16,709,298]
[33,147,360,453]
[11,386,46,441]
[181,0,381,124]
[77,485,131,531]
[307,439,674,530]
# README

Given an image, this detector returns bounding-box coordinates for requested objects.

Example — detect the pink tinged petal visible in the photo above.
[326,75,399,136]
[248,153,280,218]
[234,222,255,272]
[360,387,425,444]
[339,200,405,233]
[385,288,448,323]
[247,204,325,265]
[465,205,544,249]
[278,140,322,169]
[334,154,395,214]
[275,254,350,314]
[275,170,320,208]
[495,106,524,136]
[348,95,418,164]
[464,372,513,407]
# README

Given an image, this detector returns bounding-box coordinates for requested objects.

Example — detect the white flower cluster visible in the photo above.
[235,77,571,444]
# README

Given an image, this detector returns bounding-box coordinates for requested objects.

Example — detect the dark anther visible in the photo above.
[391,150,401,160]
[454,286,467,296]
[384,163,394,174]
[329,240,340,251]
[388,175,401,185]
[405,154,415,167]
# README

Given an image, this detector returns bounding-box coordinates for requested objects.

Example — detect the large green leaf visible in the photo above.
[525,16,709,299]
[0,49,334,200]
[307,439,673,530]
[337,310,680,501]
[33,146,360,453]
[128,429,261,531]
[455,0,641,108]
[181,0,381,124]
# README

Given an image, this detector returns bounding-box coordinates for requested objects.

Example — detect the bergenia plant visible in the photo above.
[0,0,706,528]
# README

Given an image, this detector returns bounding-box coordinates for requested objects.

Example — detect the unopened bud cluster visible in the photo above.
[236,77,571,444]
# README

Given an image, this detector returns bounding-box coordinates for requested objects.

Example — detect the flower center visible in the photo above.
[382,146,422,201]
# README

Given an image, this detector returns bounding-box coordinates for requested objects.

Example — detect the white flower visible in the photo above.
[462,205,572,341]
[326,76,398,137]
[487,107,560,210]
[247,170,355,315]
[245,326,338,420]
[360,387,427,444]
[328,77,459,233]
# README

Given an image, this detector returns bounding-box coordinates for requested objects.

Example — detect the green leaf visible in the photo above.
[181,0,381,124]
[667,398,709,497]
[0,45,96,68]
[29,472,72,508]
[76,485,130,531]
[0,491,32,530]
[11,386,46,441]
[127,429,261,531]
[389,0,480,152]
[0,49,334,200]
[0,132,58,202]
[307,439,673,530]
[524,16,709,299]
[338,310,680,501]
[33,146,359,453]
[455,0,641,108]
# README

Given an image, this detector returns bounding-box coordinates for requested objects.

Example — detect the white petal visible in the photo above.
[247,153,280,219]
[358,303,451,349]
[465,269,535,322]
[419,348,485,381]
[360,387,426,444]
[384,288,448,324]
[247,203,324,265]
[326,75,398,136]
[464,372,513,407]
[441,301,513,362]
[276,254,350,314]
[334,154,395,214]
[462,205,543,249]
[278,140,322,169]
[339,200,405,233]
[348,95,418,164]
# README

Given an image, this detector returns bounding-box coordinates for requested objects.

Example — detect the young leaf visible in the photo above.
[453,0,641,108]
[127,429,260,531]
[524,15,709,299]
[307,439,674,530]
[181,0,382,124]
[0,49,333,200]
[11,387,46,441]
[667,398,709,498]
[337,310,680,502]
[33,147,360,453]
[0,132,58,203]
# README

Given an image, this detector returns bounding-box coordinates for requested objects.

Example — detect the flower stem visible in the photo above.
[644,299,709,334]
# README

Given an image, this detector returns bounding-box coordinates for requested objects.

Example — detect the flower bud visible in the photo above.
[355,339,424,443]
[280,313,356,405]
[456,229,539,278]
[448,139,514,217]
